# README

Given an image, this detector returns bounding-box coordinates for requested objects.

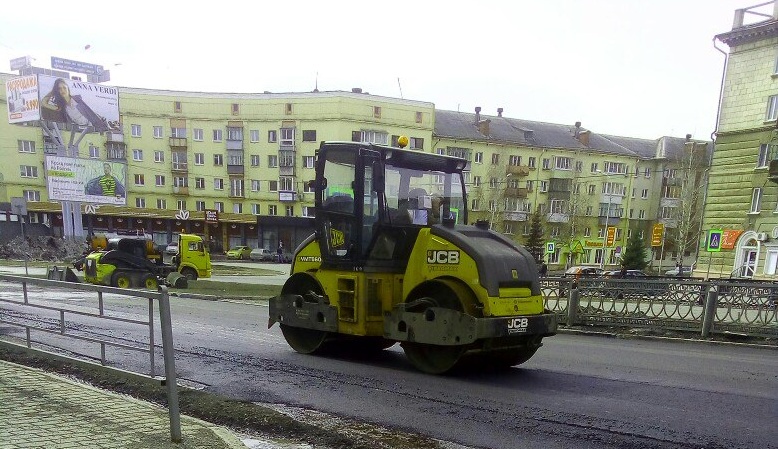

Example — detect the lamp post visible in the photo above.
[601,193,612,270]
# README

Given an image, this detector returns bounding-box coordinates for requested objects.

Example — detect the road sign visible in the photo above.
[651,223,664,247]
[51,56,103,75]
[545,242,555,254]
[606,226,616,247]
[706,229,723,252]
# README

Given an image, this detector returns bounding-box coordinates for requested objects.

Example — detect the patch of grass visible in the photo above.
[177,280,281,299]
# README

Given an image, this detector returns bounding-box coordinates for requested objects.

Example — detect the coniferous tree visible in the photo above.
[621,231,649,270]
[524,207,545,263]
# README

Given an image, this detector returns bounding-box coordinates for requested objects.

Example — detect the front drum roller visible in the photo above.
[277,273,331,354]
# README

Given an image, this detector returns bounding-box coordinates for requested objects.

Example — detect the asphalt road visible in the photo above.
[1,286,776,449]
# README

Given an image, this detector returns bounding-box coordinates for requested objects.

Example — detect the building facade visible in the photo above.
[700,2,778,279]
[1,74,709,271]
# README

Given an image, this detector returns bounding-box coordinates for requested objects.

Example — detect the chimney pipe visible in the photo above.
[574,121,581,137]
[497,108,503,117]
[475,106,481,124]
[685,133,692,141]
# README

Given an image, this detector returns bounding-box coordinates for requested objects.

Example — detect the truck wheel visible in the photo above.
[111,271,132,289]
[180,267,198,281]
[141,274,159,290]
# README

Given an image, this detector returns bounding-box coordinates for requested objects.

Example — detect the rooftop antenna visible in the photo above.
[397,77,403,99]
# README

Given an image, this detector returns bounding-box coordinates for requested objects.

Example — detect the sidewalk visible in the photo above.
[0,360,246,449]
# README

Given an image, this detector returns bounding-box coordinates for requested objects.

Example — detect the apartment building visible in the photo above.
[701,1,778,279]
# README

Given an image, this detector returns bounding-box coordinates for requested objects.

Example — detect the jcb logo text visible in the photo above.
[507,318,529,334]
[427,250,460,264]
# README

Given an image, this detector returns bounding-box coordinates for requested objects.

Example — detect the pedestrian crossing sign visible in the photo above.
[546,242,555,254]
[706,229,723,252]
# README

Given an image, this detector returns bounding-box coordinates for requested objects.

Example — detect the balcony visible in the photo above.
[506,165,530,177]
[504,187,528,198]
[226,139,243,150]
[105,132,124,143]
[229,189,244,198]
[227,164,244,175]
[169,137,188,148]
[599,216,622,227]
[171,162,188,174]
[546,213,570,223]
[106,142,126,160]
[172,186,189,195]
[504,211,528,222]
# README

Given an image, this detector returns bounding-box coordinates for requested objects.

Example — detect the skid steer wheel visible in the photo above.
[401,283,468,374]
[141,273,159,290]
[279,274,330,354]
[180,267,198,281]
[111,271,132,289]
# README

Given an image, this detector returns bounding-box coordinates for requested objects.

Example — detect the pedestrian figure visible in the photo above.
[620,266,628,278]
[676,261,684,277]
[539,261,548,277]
[277,241,284,262]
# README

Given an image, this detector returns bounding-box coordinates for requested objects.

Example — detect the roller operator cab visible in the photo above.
[268,140,557,374]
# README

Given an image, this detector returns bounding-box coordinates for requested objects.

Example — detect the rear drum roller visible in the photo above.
[401,282,470,374]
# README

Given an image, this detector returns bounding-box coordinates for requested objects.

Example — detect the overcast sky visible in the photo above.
[0,0,772,140]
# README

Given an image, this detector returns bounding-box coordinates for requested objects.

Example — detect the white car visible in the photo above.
[665,266,693,277]
[250,248,273,261]
[165,242,179,255]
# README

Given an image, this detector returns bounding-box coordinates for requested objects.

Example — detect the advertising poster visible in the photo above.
[6,75,41,123]
[45,156,127,205]
[37,74,120,132]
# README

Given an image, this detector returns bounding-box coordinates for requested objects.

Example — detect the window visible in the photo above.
[231,178,244,197]
[250,155,260,166]
[131,124,141,137]
[638,209,645,219]
[542,158,550,170]
[268,155,278,168]
[232,103,239,115]
[604,161,627,174]
[285,103,293,115]
[171,152,187,170]
[415,111,423,123]
[660,206,674,219]
[23,190,40,201]
[590,162,598,173]
[373,106,381,118]
[268,130,277,142]
[154,150,165,163]
[474,152,483,164]
[285,205,294,217]
[489,177,498,188]
[228,154,243,166]
[409,137,424,150]
[195,153,204,165]
[528,157,536,169]
[177,200,186,210]
[173,176,187,187]
[196,201,205,211]
[214,178,224,190]
[750,187,762,213]
[354,130,388,145]
[303,181,315,193]
[157,199,167,209]
[280,128,295,145]
[269,180,278,191]
[767,95,778,121]
[252,204,261,215]
[585,206,593,216]
[227,127,243,141]
[575,160,583,172]
[631,188,636,198]
[641,189,648,199]
[555,156,572,170]
[153,126,163,138]
[135,197,146,208]
[268,205,278,216]
[195,177,205,189]
[303,156,315,168]
[132,149,143,161]
[588,184,596,195]
[214,154,223,166]
[279,176,293,191]
[550,199,566,214]
[629,209,634,218]
[88,145,99,158]
[18,140,35,153]
[251,180,261,192]
[193,128,203,141]
[214,202,224,212]
[509,155,521,166]
[526,180,533,191]
[471,199,480,211]
[602,182,626,196]
[246,129,259,143]
[174,101,181,113]
[302,130,316,142]
[171,127,186,138]
[539,181,548,192]
[644,167,651,178]
[134,174,145,185]
[491,153,499,165]
[583,227,591,237]
[233,203,243,213]
[155,175,165,186]
[213,129,223,142]
[302,206,315,217]
[472,176,481,187]
[758,144,774,168]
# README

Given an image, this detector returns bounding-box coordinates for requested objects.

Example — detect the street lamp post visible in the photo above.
[601,194,612,270]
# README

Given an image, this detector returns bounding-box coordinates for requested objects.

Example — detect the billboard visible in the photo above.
[45,156,127,206]
[6,74,120,132]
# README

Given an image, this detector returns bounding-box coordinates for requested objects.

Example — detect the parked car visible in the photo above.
[226,245,252,260]
[164,242,178,255]
[603,269,648,278]
[249,248,274,261]
[664,266,694,277]
[558,266,604,296]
